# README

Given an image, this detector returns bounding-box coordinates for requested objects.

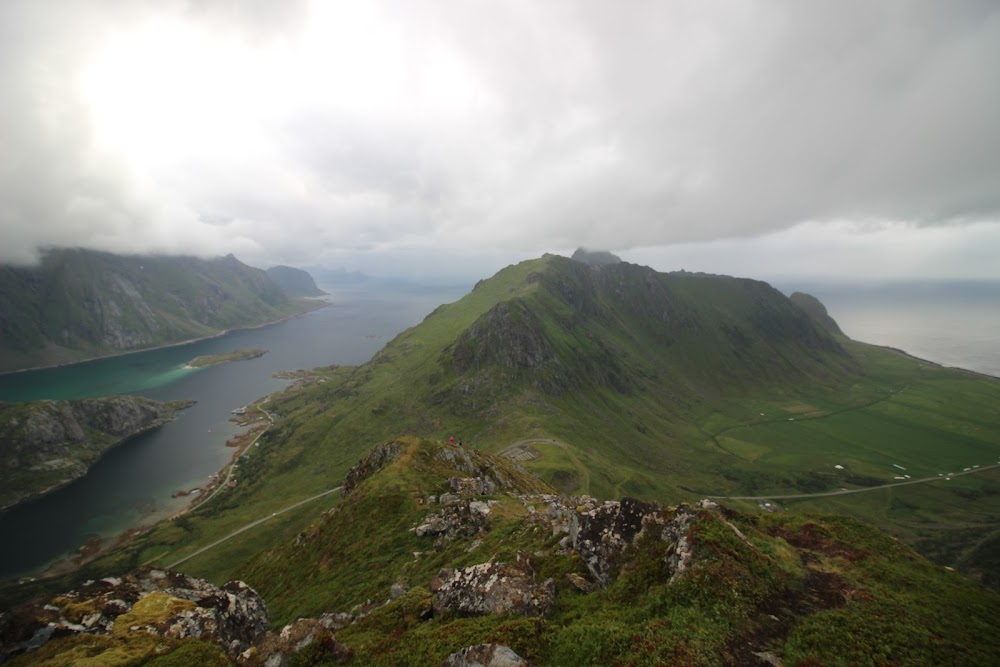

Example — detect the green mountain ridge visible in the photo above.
[7,438,999,665]
[5,253,1000,664]
[0,248,319,372]
[236,437,1000,665]
[254,255,868,503]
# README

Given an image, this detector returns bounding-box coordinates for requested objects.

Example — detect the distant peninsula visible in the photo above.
[185,348,267,369]
[0,248,322,373]
[0,396,194,511]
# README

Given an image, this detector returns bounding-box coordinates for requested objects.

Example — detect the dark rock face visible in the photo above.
[442,643,529,667]
[0,569,269,663]
[430,560,555,618]
[570,499,704,586]
[341,440,405,496]
[450,300,554,373]
[571,496,663,585]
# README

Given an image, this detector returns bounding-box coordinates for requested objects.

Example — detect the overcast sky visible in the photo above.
[2,0,999,284]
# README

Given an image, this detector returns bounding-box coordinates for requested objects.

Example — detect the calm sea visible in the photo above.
[793,282,1000,379]
[0,283,467,580]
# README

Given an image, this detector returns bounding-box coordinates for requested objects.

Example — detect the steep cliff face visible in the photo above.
[266,265,327,297]
[790,291,846,336]
[0,249,316,372]
[0,396,191,510]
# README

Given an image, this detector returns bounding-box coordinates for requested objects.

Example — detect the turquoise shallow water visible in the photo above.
[0,285,466,580]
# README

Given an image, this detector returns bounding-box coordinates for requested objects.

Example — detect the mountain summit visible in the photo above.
[570,247,622,265]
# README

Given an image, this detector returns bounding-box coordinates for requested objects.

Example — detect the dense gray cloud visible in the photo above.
[1,0,998,280]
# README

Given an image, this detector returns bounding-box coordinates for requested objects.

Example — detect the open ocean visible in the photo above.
[782,281,1000,379]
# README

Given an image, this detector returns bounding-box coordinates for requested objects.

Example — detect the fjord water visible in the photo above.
[0,285,466,580]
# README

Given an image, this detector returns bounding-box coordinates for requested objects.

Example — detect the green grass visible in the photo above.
[6,256,999,614]
[247,439,1000,665]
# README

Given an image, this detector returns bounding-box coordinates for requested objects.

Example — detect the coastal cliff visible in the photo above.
[0,396,193,510]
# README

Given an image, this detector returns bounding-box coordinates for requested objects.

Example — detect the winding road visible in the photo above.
[707,463,1000,501]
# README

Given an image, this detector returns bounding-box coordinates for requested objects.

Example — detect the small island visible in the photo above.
[185,348,267,369]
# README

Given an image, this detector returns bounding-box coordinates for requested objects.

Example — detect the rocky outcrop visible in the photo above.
[414,498,494,551]
[430,558,555,618]
[0,569,269,663]
[0,396,193,510]
[341,440,405,496]
[239,614,354,666]
[514,493,711,588]
[442,643,530,667]
[570,496,662,585]
[570,497,704,585]
[450,300,554,374]
[430,444,551,496]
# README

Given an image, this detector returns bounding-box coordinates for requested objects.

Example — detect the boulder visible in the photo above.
[239,616,352,666]
[430,561,554,617]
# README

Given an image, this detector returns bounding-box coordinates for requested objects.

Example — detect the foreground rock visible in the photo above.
[430,558,555,617]
[442,643,530,667]
[0,569,267,663]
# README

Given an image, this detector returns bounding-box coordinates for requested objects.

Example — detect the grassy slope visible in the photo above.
[245,439,1000,665]
[7,255,999,608]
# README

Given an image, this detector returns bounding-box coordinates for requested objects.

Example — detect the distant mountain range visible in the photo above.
[4,252,1000,665]
[0,249,322,373]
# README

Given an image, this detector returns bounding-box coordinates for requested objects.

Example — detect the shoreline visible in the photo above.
[867,342,1000,382]
[0,299,329,377]
[14,398,275,584]
[0,399,197,514]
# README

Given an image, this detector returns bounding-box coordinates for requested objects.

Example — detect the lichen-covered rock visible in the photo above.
[571,496,664,585]
[238,615,353,666]
[414,498,494,544]
[430,560,555,617]
[442,643,530,666]
[0,569,269,663]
